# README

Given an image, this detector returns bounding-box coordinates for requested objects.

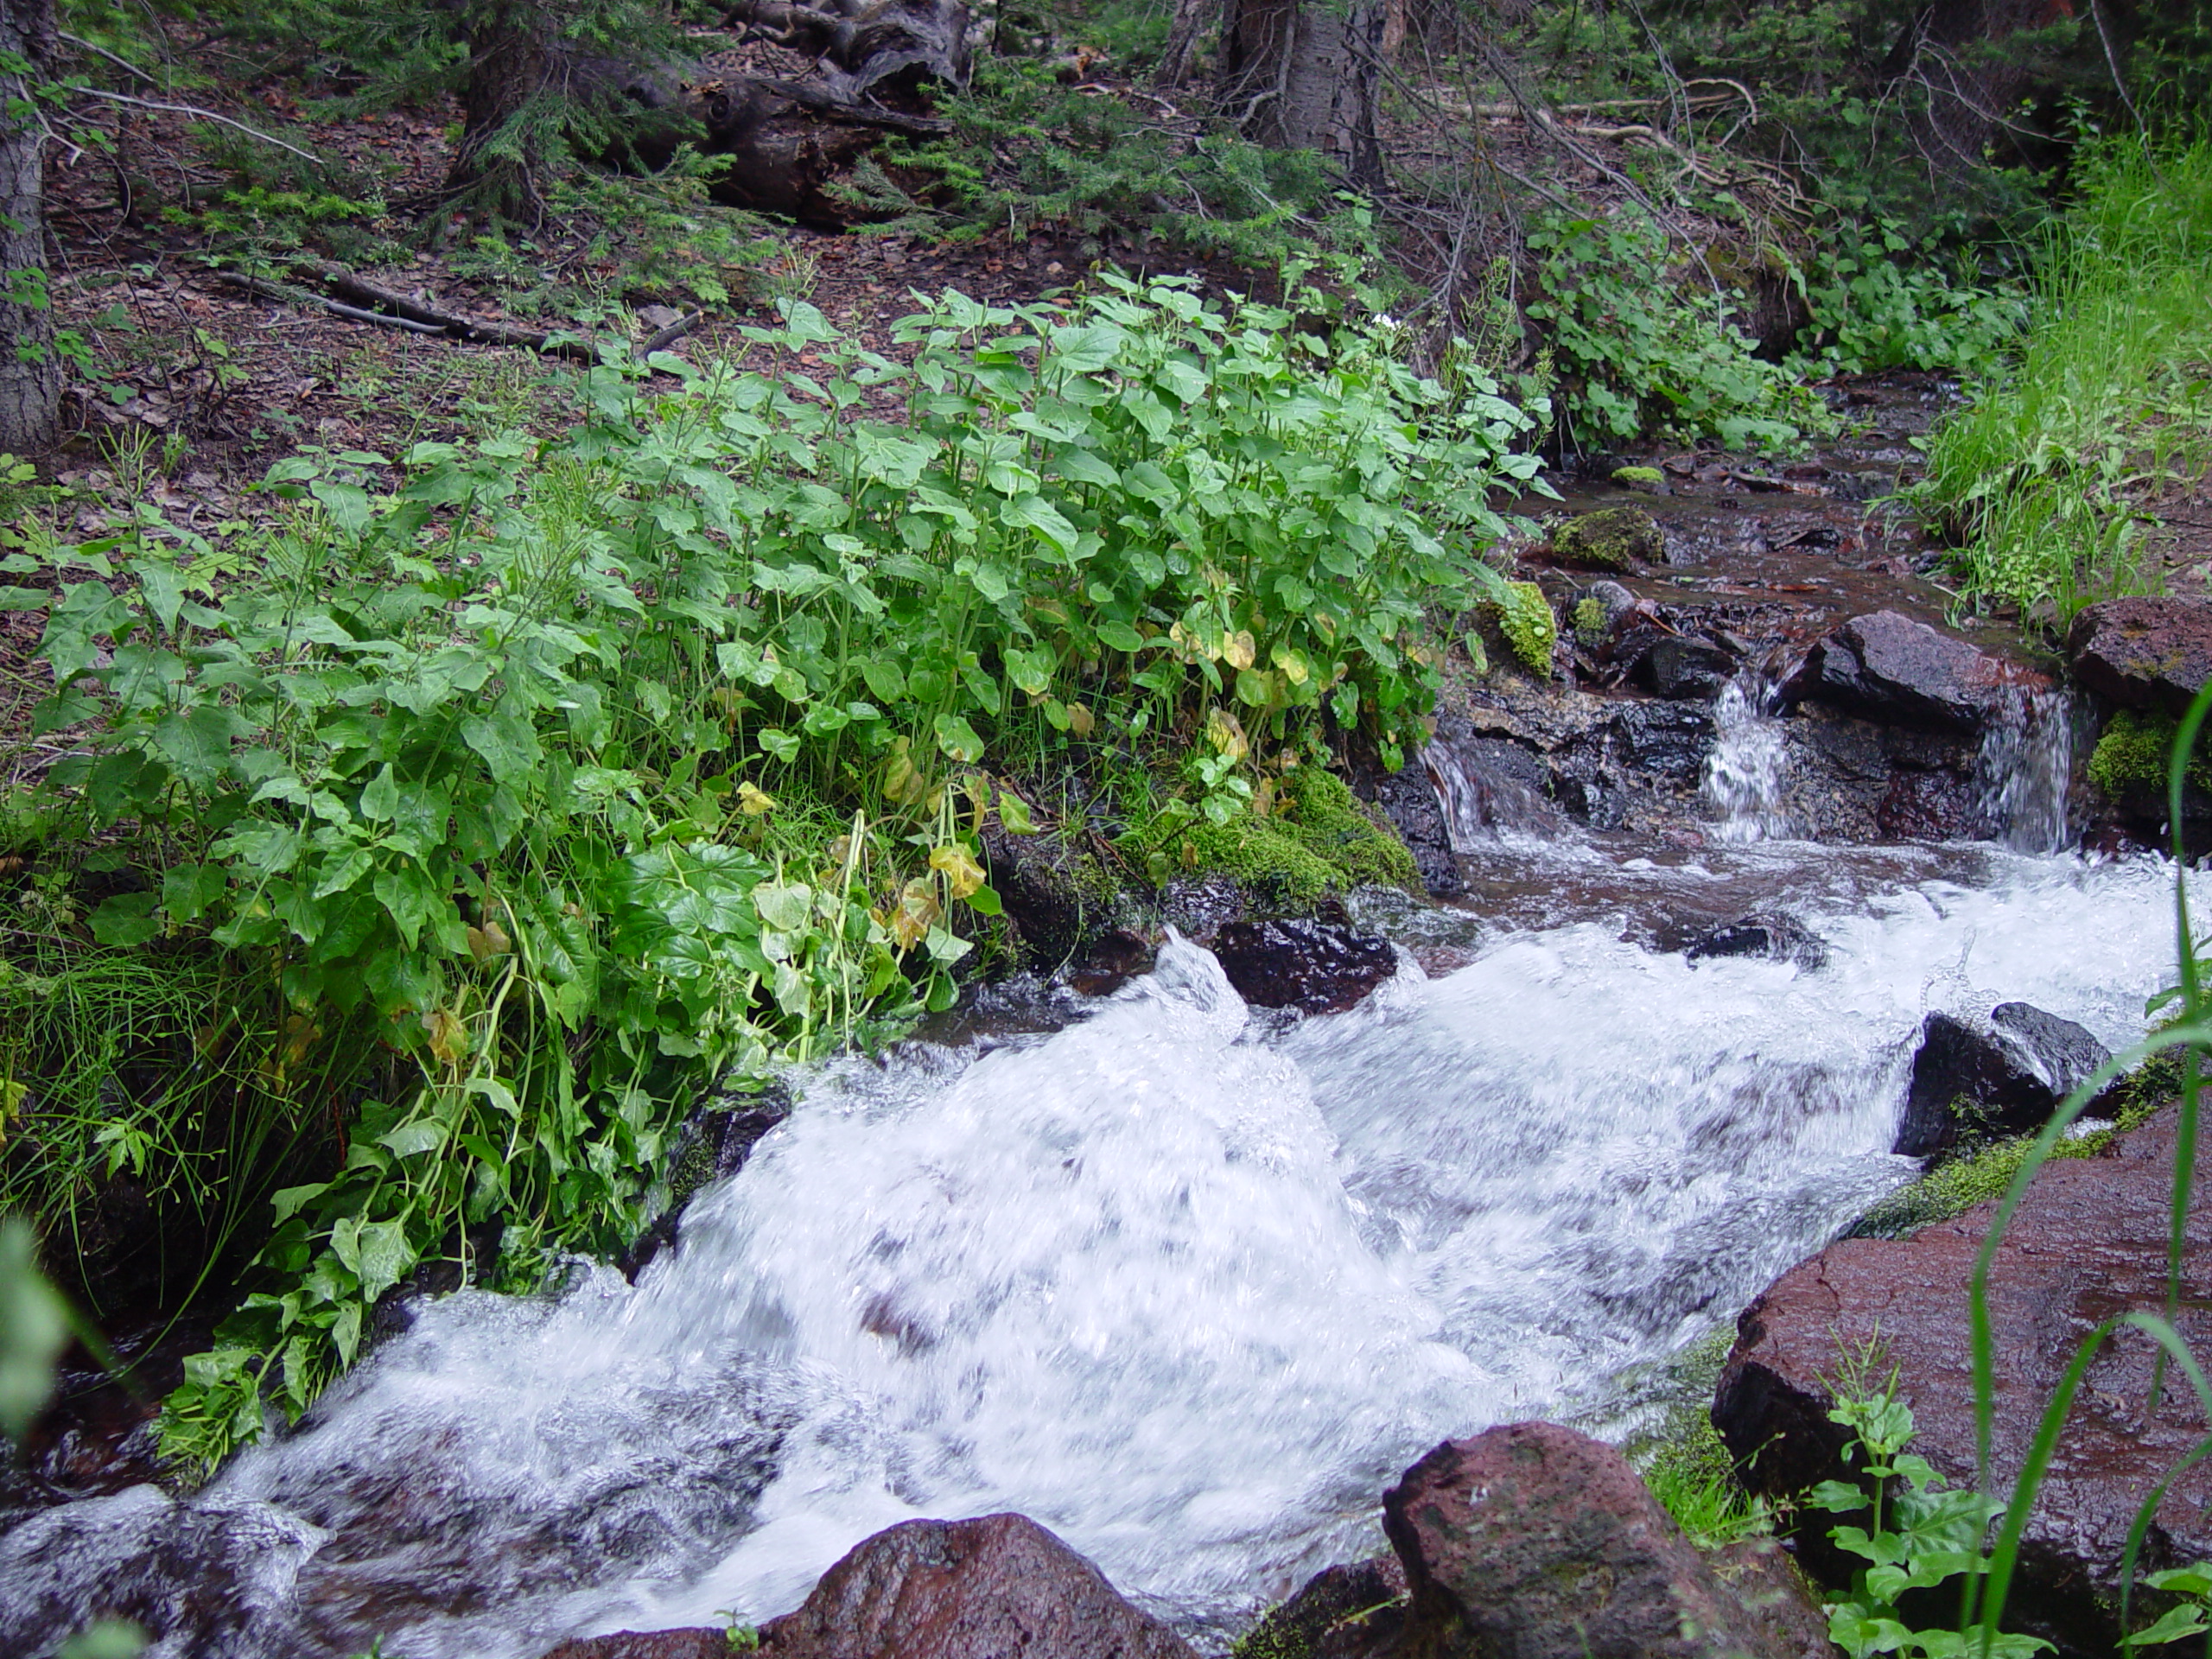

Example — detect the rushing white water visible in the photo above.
[0,849,2190,1659]
[1702,672,1790,842]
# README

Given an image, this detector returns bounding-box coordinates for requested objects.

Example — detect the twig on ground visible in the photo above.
[635,311,706,360]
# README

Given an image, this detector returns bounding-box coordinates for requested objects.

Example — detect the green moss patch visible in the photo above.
[1494,581,1558,675]
[1611,464,1666,493]
[1183,767,1420,904]
[2087,708,2212,798]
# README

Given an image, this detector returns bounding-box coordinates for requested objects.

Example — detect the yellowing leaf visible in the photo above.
[1272,642,1310,684]
[1067,702,1096,736]
[1205,706,1249,761]
[930,842,987,900]
[465,920,512,964]
[1224,630,1257,671]
[738,782,777,816]
[892,878,940,951]
[423,1006,469,1068]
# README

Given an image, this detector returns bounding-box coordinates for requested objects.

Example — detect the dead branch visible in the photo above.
[635,310,706,359]
[67,87,321,166]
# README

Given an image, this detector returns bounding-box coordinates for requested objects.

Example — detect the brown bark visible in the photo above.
[1216,0,1389,182]
[445,0,563,222]
[1155,0,1214,88]
[0,0,59,454]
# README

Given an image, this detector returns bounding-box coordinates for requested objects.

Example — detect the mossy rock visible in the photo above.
[1182,767,1419,904]
[1553,505,1663,571]
[1486,579,1557,676]
[1611,464,1666,494]
[2087,708,2212,799]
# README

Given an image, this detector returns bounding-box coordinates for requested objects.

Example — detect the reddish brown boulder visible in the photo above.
[1381,1421,1821,1658]
[2068,597,2212,716]
[540,1632,730,1659]
[1714,1105,2212,1656]
[1786,611,2048,735]
[760,1512,1195,1659]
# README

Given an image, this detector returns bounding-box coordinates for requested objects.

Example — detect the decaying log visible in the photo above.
[721,0,969,95]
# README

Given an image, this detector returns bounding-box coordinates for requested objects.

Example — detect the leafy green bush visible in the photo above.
[1524,212,1832,453]
[1789,219,2027,378]
[3,274,1539,1467]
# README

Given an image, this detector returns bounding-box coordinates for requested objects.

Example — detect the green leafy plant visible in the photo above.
[1524,212,1832,454]
[1788,218,2027,378]
[1808,1373,2044,1659]
[3,272,1541,1470]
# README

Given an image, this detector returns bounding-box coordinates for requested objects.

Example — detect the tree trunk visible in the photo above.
[445,0,563,224]
[1216,0,1389,182]
[0,0,59,454]
[1899,0,2077,177]
[1156,0,1215,88]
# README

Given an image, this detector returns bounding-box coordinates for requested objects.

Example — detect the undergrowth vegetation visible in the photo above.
[1922,136,2212,619]
[0,272,1543,1466]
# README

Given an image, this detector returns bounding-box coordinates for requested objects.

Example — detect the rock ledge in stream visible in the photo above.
[1783,610,2045,736]
[759,1511,1195,1659]
[1211,918,1396,1014]
[542,1632,730,1659]
[1714,1105,2212,1657]
[1382,1422,1827,1659]
[2068,596,2212,716]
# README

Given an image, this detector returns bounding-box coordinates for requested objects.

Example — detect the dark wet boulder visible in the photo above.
[541,1631,731,1659]
[981,825,1123,969]
[760,1511,1194,1659]
[1364,760,1465,898]
[1211,918,1396,1014]
[1634,635,1740,701]
[1714,1105,2209,1657]
[1894,1005,2119,1157]
[1682,914,1826,972]
[1552,505,1666,571]
[1783,611,2044,736]
[2067,596,2212,716]
[1382,1421,1822,1659]
[1067,927,1155,996]
[1609,700,1716,786]
[1237,1554,1408,1659]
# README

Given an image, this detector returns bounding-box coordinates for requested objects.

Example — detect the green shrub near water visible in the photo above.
[1,273,1540,1468]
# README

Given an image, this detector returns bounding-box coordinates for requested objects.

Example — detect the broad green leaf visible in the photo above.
[933,712,985,764]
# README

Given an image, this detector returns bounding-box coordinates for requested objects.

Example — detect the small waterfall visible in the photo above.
[1702,672,1790,842]
[1422,739,1559,849]
[1974,688,2079,854]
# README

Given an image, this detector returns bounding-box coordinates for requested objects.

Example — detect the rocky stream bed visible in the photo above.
[10,389,2212,1659]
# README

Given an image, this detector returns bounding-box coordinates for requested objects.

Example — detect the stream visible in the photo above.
[0,826,2191,1658]
[2,384,2196,1656]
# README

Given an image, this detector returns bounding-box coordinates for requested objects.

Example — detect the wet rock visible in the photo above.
[1423,735,1559,843]
[1714,1105,2209,1657]
[760,1511,1195,1659]
[1872,767,1979,841]
[541,1632,730,1659]
[1363,760,1465,897]
[2067,596,2212,716]
[1894,1005,2120,1157]
[1552,505,1665,571]
[1211,918,1396,1014]
[1238,1554,1408,1659]
[1609,700,1716,786]
[1682,914,1827,972]
[1583,579,1641,625]
[1382,1421,1815,1659]
[982,825,1123,969]
[619,1085,792,1279]
[1634,635,1739,701]
[1066,927,1155,996]
[1611,464,1669,496]
[1784,610,2041,736]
